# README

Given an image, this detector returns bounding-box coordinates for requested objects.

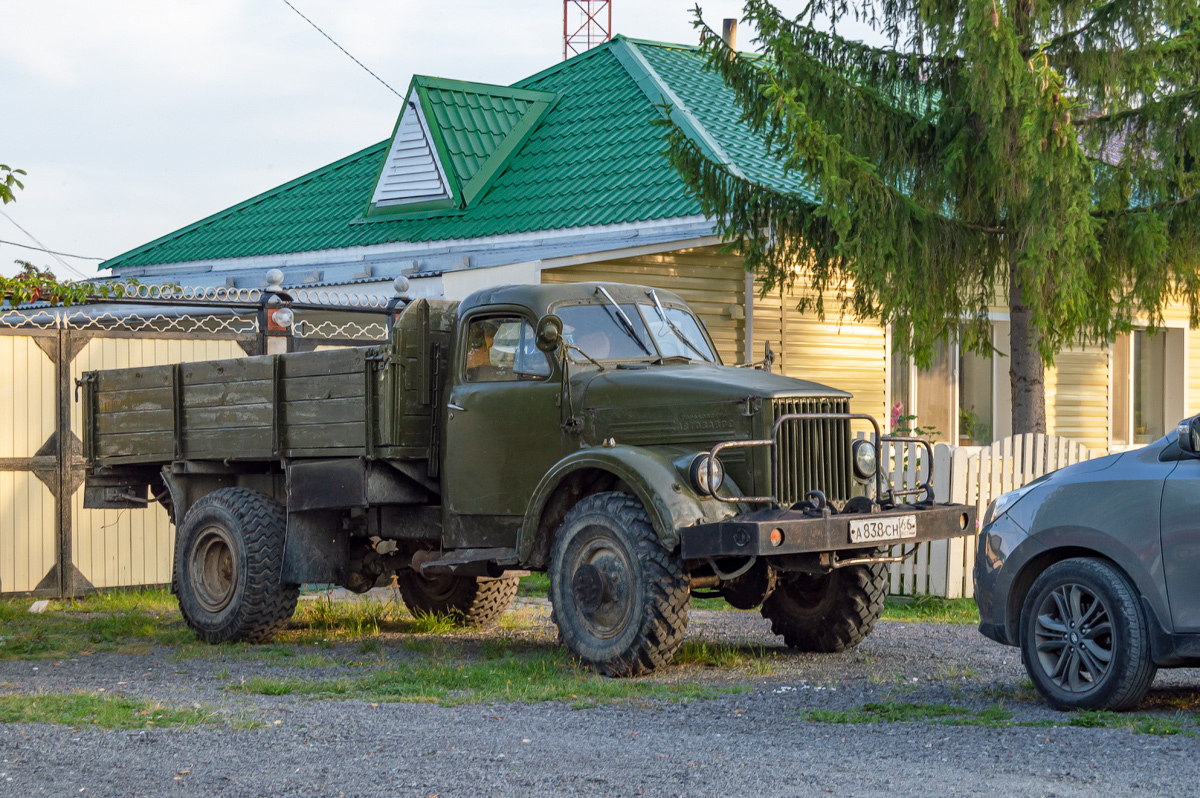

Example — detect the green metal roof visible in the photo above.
[102,37,805,271]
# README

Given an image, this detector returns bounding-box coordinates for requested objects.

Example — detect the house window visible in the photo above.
[891,339,955,442]
[1112,330,1168,445]
[959,330,994,446]
[890,326,996,445]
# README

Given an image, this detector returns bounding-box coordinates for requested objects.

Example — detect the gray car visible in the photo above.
[975,416,1200,711]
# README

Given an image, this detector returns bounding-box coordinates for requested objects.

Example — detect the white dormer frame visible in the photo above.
[369,89,456,209]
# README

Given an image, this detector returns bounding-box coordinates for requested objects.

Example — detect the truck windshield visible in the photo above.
[641,301,713,362]
[557,302,715,363]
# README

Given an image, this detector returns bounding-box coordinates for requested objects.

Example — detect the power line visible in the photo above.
[277,0,403,99]
[0,238,104,261]
[0,210,90,280]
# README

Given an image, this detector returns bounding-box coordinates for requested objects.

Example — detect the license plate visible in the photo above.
[848,514,917,544]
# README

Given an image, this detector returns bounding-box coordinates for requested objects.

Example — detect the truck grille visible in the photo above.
[772,397,852,506]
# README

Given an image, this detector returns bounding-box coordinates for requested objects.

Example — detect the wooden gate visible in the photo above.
[0,315,258,597]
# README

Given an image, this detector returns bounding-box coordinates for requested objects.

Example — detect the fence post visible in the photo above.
[927,444,953,596]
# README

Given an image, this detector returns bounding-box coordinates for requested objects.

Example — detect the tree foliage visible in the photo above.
[666,0,1200,430]
[2,261,138,307]
[0,165,24,205]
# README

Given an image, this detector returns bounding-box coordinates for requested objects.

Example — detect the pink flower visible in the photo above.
[890,401,904,431]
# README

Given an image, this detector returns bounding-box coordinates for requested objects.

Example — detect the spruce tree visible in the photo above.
[667,0,1200,433]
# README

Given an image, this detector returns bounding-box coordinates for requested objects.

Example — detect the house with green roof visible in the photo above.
[100,34,1200,453]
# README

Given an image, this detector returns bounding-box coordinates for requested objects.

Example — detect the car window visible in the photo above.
[638,303,715,362]
[464,316,551,383]
[558,303,653,362]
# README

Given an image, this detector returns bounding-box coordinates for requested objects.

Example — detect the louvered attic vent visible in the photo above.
[366,76,557,217]
[370,92,451,207]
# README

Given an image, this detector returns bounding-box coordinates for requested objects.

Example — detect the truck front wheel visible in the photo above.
[549,492,689,676]
[174,488,299,644]
[760,555,887,652]
[395,571,518,628]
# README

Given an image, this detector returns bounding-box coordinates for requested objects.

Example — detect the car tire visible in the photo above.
[395,572,518,628]
[759,554,887,652]
[549,492,689,676]
[1019,558,1156,711]
[174,488,299,644]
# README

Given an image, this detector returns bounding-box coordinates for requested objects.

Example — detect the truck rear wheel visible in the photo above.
[760,555,887,652]
[174,488,298,644]
[549,492,689,676]
[395,572,518,628]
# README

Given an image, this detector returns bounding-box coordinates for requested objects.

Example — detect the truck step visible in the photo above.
[412,547,524,577]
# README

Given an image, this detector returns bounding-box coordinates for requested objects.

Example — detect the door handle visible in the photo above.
[447,403,466,412]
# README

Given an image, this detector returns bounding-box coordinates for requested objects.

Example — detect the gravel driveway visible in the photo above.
[2,601,1199,797]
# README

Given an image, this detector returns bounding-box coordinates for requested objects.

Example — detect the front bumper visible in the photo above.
[679,503,976,560]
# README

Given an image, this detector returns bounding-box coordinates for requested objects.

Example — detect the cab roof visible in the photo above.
[457,282,691,319]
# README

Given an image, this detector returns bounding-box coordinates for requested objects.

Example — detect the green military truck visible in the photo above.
[79,282,975,676]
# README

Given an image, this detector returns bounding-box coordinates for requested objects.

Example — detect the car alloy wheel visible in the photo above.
[1033,582,1113,692]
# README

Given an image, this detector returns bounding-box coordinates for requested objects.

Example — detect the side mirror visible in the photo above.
[535,314,563,353]
[1178,417,1200,456]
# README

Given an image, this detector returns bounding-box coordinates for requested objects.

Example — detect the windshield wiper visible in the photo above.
[594,286,651,356]
[646,289,712,363]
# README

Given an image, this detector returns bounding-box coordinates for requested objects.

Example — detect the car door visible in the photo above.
[1159,456,1200,630]
[441,310,564,546]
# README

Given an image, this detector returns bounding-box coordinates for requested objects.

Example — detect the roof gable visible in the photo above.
[366,76,557,216]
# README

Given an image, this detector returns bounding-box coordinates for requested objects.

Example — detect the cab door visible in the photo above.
[441,310,564,547]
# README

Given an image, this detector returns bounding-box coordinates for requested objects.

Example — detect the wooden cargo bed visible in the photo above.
[82,347,378,466]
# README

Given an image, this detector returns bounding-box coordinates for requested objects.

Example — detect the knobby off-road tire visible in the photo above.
[174,488,298,644]
[395,572,519,629]
[549,492,689,677]
[760,553,887,652]
[1019,558,1157,712]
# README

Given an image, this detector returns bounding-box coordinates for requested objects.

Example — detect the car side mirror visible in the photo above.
[535,314,563,353]
[1177,416,1200,456]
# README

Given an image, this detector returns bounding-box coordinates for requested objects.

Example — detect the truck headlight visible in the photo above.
[851,439,877,480]
[690,454,725,495]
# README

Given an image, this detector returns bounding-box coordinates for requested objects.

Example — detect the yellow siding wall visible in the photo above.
[0,335,58,593]
[1045,344,1110,453]
[1189,329,1200,416]
[754,283,888,431]
[68,337,247,590]
[542,246,747,366]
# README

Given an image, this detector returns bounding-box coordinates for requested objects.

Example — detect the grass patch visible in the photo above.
[62,588,178,615]
[882,595,979,625]
[0,692,230,730]
[801,700,1196,736]
[673,640,774,673]
[0,600,193,661]
[299,596,396,636]
[402,610,459,635]
[499,608,549,633]
[690,595,737,611]
[517,572,550,598]
[230,650,746,707]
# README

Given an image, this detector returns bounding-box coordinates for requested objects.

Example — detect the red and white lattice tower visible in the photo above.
[563,0,612,60]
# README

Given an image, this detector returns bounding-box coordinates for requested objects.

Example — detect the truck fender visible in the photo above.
[518,445,739,565]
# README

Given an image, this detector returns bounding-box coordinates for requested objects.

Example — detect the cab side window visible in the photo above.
[464,316,551,383]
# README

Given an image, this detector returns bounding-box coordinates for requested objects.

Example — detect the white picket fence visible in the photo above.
[853,433,1097,598]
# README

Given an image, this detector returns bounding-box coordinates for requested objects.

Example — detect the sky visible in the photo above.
[0,0,871,280]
